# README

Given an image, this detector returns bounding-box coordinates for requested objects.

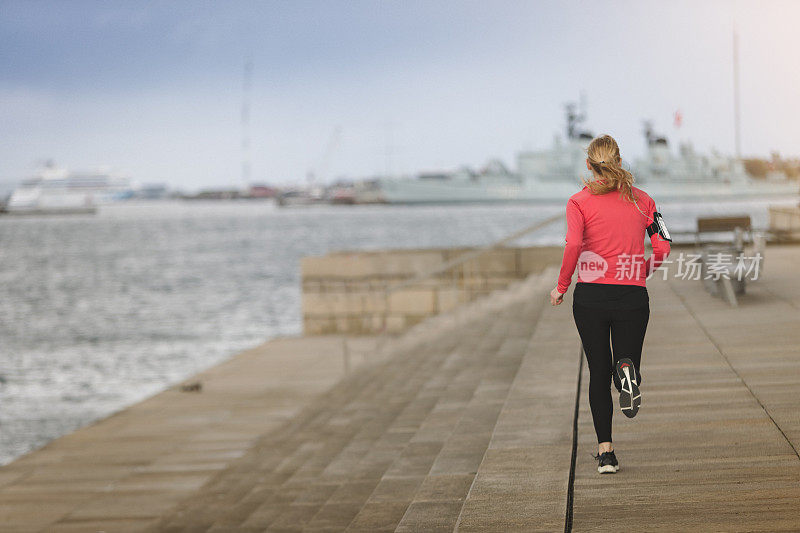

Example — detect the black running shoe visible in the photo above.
[595,450,619,474]
[616,357,641,418]
[613,359,643,392]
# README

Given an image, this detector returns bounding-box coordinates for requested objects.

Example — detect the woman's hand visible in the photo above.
[550,287,565,306]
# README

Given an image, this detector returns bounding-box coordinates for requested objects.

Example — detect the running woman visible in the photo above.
[549,134,671,474]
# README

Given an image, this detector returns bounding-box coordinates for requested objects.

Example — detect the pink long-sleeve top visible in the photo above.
[557,186,671,294]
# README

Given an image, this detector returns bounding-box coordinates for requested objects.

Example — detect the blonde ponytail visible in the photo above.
[583,134,637,202]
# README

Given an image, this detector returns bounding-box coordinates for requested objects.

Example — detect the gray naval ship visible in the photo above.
[368,104,798,204]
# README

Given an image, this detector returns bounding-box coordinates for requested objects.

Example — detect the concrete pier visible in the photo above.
[1,246,799,531]
[301,246,563,335]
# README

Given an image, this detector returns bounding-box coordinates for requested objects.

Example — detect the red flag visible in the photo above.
[674,110,683,128]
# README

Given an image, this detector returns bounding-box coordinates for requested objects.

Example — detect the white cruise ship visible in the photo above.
[371,105,799,204]
[3,164,134,215]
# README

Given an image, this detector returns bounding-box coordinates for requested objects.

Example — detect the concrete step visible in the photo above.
[454,279,581,532]
[158,333,459,531]
[392,305,546,532]
[149,271,558,532]
[343,303,530,532]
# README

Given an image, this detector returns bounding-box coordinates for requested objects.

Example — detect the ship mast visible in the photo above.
[564,103,584,140]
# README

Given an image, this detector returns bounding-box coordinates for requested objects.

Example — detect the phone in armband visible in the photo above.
[647,211,672,242]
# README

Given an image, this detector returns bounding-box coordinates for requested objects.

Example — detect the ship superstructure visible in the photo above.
[370,104,798,204]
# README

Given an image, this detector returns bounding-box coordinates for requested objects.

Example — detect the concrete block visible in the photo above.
[301,292,330,315]
[363,292,389,313]
[404,314,427,329]
[373,250,448,277]
[306,292,367,316]
[302,292,342,315]
[303,317,337,335]
[370,314,386,332]
[469,249,518,274]
[519,246,563,275]
[462,276,488,290]
[334,316,352,334]
[346,279,376,292]
[301,279,324,292]
[385,315,406,333]
[301,254,373,278]
[388,289,436,315]
[344,292,366,315]
[436,288,467,313]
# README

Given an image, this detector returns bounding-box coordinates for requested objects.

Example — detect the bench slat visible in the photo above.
[697,215,752,233]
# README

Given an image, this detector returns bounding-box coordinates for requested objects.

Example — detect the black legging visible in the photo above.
[572,300,650,443]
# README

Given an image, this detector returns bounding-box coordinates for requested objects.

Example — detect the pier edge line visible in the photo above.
[564,344,585,533]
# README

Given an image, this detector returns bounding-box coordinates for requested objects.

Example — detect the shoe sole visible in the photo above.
[597,464,619,474]
[616,358,641,418]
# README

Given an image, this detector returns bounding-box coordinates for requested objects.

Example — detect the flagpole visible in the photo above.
[733,27,741,159]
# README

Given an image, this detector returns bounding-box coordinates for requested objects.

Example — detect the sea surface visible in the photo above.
[0,198,795,464]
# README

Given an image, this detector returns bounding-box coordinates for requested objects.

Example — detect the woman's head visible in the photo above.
[584,134,636,202]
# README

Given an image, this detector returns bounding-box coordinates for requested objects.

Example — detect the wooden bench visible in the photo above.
[695,215,764,307]
[696,215,753,247]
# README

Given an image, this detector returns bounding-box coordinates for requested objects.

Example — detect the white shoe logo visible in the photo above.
[621,367,632,393]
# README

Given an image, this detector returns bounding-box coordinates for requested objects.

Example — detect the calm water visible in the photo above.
[0,198,793,464]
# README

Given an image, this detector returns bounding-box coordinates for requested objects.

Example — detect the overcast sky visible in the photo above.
[2,0,799,190]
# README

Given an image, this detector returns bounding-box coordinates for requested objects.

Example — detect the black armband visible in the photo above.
[647,211,672,242]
